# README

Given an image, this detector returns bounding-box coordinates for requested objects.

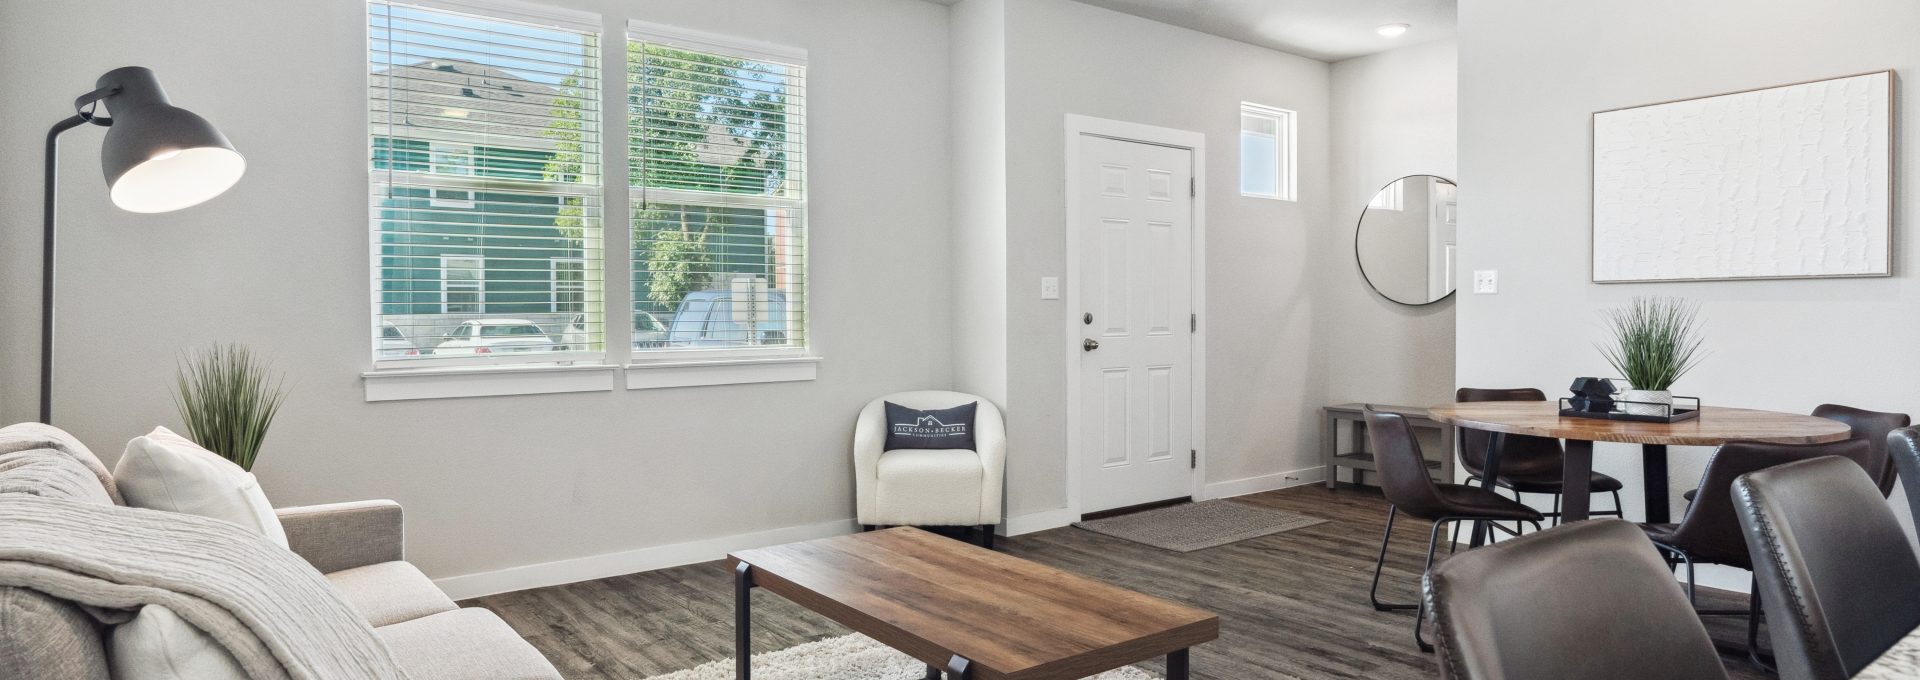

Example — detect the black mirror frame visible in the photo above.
[1355,174,1458,307]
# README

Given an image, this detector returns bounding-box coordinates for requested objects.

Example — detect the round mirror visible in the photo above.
[1356,175,1457,305]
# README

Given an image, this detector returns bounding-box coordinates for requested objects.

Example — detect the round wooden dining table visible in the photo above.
[1427,401,1850,545]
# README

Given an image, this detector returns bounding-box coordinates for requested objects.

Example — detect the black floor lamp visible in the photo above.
[41,66,245,423]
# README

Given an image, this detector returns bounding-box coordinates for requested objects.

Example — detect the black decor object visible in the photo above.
[883,402,978,451]
[1559,395,1703,424]
[1567,377,1618,414]
[40,67,244,423]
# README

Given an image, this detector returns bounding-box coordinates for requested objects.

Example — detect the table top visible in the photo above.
[1857,624,1920,678]
[1426,401,1851,446]
[728,528,1218,680]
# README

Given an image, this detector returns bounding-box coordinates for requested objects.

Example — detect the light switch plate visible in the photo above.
[1040,276,1060,300]
[1473,270,1498,294]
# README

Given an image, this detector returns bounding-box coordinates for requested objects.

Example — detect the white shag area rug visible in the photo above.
[645,633,1161,680]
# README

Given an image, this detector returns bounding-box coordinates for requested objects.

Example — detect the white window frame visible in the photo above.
[551,257,586,313]
[427,142,478,208]
[1369,178,1405,210]
[624,21,816,376]
[1238,102,1296,201]
[440,254,485,314]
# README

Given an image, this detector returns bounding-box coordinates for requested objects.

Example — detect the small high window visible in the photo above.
[1239,102,1296,201]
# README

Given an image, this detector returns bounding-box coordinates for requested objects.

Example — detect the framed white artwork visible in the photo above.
[1592,70,1894,283]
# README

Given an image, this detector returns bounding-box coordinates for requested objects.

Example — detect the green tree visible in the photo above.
[542,73,589,244]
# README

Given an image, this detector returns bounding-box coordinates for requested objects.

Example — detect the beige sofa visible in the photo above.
[0,426,561,680]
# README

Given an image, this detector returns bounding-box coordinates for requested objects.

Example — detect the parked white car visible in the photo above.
[433,319,558,356]
[379,321,420,358]
[558,313,590,351]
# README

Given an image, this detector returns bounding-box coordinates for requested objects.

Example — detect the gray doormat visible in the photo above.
[1072,500,1329,552]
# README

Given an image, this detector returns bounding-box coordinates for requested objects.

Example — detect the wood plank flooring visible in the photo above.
[465,484,1774,679]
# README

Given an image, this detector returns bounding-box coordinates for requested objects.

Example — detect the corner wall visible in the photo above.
[1458,0,1920,590]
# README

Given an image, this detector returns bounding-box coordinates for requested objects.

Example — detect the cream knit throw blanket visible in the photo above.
[0,494,408,680]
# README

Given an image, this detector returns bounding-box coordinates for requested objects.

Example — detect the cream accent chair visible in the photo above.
[854,391,1006,547]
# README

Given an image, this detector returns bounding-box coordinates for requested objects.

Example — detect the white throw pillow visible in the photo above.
[110,605,248,680]
[115,427,287,547]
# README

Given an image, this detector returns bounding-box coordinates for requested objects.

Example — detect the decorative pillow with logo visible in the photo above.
[883,402,978,451]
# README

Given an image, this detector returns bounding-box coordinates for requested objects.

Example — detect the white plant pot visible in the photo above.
[1620,389,1673,417]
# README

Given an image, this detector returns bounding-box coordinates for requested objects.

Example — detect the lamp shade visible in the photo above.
[94,67,245,213]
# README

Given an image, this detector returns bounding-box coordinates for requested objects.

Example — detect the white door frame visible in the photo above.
[1063,114,1208,519]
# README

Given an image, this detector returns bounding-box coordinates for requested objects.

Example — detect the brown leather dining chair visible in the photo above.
[1890,427,1920,535]
[1456,388,1625,532]
[1684,403,1909,503]
[1363,407,1543,653]
[1734,456,1920,680]
[1642,438,1875,665]
[1425,520,1730,680]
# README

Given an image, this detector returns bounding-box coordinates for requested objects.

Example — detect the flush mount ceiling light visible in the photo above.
[1377,23,1410,38]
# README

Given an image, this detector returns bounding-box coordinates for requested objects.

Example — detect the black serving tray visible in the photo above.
[1558,396,1702,424]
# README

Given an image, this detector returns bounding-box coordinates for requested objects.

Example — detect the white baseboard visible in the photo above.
[1201,465,1326,500]
[1002,507,1078,536]
[433,518,859,601]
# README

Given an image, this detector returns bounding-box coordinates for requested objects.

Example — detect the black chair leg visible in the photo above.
[1370,506,1417,611]
[979,525,996,550]
[1747,579,1773,672]
[1413,519,1448,653]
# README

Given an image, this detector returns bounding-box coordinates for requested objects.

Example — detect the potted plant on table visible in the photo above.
[1598,297,1706,417]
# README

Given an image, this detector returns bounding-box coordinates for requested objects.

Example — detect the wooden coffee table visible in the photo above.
[728,528,1218,680]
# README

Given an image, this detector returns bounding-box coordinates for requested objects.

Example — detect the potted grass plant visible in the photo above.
[1598,297,1706,416]
[173,343,288,471]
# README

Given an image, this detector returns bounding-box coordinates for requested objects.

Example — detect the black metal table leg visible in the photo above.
[1561,440,1594,522]
[1470,432,1504,547]
[946,655,973,679]
[1167,649,1190,680]
[735,562,753,680]
[925,665,942,680]
[1643,443,1670,523]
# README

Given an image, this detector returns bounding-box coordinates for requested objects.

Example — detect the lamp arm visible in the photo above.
[71,84,118,126]
[40,114,91,425]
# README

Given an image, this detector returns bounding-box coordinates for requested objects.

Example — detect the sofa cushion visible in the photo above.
[114,427,287,547]
[377,608,561,680]
[0,586,109,680]
[109,605,246,680]
[877,448,984,526]
[326,562,457,627]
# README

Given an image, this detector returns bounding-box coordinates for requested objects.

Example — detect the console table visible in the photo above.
[1321,403,1454,489]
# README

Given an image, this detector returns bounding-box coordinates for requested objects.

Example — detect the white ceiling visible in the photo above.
[936,0,1458,63]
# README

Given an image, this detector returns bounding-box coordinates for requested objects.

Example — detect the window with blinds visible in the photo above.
[369,0,604,366]
[628,24,807,356]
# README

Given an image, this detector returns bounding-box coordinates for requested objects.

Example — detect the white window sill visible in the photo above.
[625,355,821,390]
[363,363,617,402]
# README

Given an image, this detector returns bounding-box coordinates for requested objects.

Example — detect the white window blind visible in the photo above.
[628,24,807,356]
[369,0,604,366]
[1239,102,1295,201]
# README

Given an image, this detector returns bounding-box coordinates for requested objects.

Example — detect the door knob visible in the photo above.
[1083,338,1100,351]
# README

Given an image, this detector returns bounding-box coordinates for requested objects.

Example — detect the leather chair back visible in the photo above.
[1810,403,1910,496]
[1362,408,1449,517]
[1426,520,1728,680]
[1455,388,1564,478]
[1890,427,1920,536]
[1667,438,1873,568]
[1734,456,1920,680]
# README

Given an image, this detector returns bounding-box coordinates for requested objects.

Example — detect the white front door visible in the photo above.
[1075,135,1195,514]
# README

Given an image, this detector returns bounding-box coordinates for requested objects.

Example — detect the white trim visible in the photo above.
[1200,465,1326,500]
[363,363,615,401]
[627,20,808,65]
[1062,114,1209,521]
[434,517,856,600]
[1237,102,1297,201]
[439,254,485,315]
[384,0,602,34]
[624,355,820,390]
[1002,508,1078,537]
[550,256,586,313]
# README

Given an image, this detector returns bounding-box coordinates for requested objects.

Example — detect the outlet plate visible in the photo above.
[1473,270,1498,294]
[1040,276,1060,300]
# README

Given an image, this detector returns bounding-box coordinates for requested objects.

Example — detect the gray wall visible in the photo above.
[1459,0,1919,590]
[1328,40,1458,410]
[1000,0,1334,516]
[949,0,1010,407]
[0,0,953,585]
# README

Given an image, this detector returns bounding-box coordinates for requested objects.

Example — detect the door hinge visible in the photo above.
[1190,450,1198,469]
[1190,313,1197,332]
[1189,178,1196,197]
